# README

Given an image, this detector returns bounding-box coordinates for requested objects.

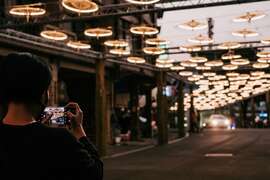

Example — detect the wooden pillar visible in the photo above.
[177,81,185,138]
[48,61,59,106]
[189,85,195,133]
[156,71,168,145]
[95,58,107,157]
[144,85,152,138]
[130,82,140,141]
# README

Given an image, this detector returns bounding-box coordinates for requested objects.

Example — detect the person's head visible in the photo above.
[0,52,52,119]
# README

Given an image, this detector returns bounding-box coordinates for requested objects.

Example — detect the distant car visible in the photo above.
[207,114,231,128]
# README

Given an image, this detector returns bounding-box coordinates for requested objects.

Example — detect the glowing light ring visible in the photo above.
[232,29,259,37]
[253,62,269,69]
[84,28,112,38]
[222,53,242,60]
[179,71,193,76]
[130,26,159,35]
[261,39,270,44]
[217,42,241,50]
[127,56,146,64]
[145,38,169,45]
[156,58,174,64]
[104,40,128,47]
[226,72,239,77]
[9,6,46,17]
[188,76,201,82]
[258,57,270,63]
[231,58,250,65]
[251,71,265,76]
[189,57,208,63]
[40,30,68,41]
[188,34,213,44]
[62,0,98,14]
[203,72,216,77]
[257,52,270,58]
[233,11,266,22]
[67,41,91,49]
[179,45,201,52]
[143,47,165,55]
[110,48,130,55]
[180,61,197,67]
[222,64,238,71]
[156,62,173,68]
[170,65,185,71]
[205,60,223,67]
[126,0,160,5]
[178,20,207,30]
[196,66,211,70]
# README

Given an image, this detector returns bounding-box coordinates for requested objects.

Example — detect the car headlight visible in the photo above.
[224,120,230,126]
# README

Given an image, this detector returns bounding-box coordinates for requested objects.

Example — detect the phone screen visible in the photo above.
[44,107,66,125]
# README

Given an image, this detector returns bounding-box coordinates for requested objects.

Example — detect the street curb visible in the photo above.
[104,134,189,159]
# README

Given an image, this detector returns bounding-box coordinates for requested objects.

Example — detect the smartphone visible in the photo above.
[44,107,67,126]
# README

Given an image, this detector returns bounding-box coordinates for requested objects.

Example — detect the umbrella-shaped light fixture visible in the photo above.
[84,28,112,38]
[126,0,160,5]
[62,0,98,14]
[233,11,266,23]
[130,26,159,36]
[67,40,91,49]
[143,47,165,55]
[253,62,269,69]
[189,56,208,63]
[180,45,202,52]
[231,58,250,65]
[179,71,193,77]
[178,19,207,30]
[205,60,223,67]
[110,48,130,56]
[40,30,68,41]
[258,57,270,63]
[232,28,258,38]
[188,34,213,44]
[127,56,146,64]
[217,42,241,50]
[222,64,238,71]
[104,40,128,47]
[145,38,169,45]
[257,51,270,58]
[261,38,270,44]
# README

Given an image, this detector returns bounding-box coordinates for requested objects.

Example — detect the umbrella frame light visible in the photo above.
[232,28,259,38]
[178,19,207,30]
[189,56,208,63]
[127,56,146,64]
[156,62,173,68]
[156,58,174,64]
[130,26,159,35]
[84,28,113,38]
[9,6,46,17]
[222,53,242,60]
[62,0,99,14]
[180,45,202,52]
[258,57,270,63]
[226,72,239,77]
[196,66,211,70]
[145,38,169,45]
[125,0,160,5]
[257,52,270,58]
[143,47,165,55]
[179,71,193,77]
[205,60,223,67]
[222,64,238,71]
[170,65,185,71]
[110,48,130,56]
[217,42,241,50]
[181,61,197,67]
[251,71,265,77]
[231,58,250,65]
[104,40,128,47]
[203,72,216,76]
[233,11,266,23]
[67,41,91,49]
[253,62,269,69]
[261,39,270,44]
[40,30,68,41]
[188,34,214,44]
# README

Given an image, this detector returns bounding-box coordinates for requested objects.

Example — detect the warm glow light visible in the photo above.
[261,39,270,44]
[233,11,266,22]
[145,38,169,45]
[218,42,241,50]
[156,58,174,64]
[232,28,258,38]
[251,71,265,77]
[40,30,68,41]
[179,45,202,52]
[179,71,193,76]
[222,64,238,70]
[170,65,185,71]
[126,0,160,5]
[188,76,201,82]
[104,40,128,47]
[84,28,112,38]
[226,72,239,77]
[188,34,213,44]
[110,48,130,55]
[257,52,270,58]
[189,57,208,63]
[231,58,250,65]
[258,57,270,63]
[205,60,223,67]
[203,72,216,77]
[130,26,159,35]
[156,62,173,68]
[253,62,269,69]
[143,47,165,55]
[196,66,211,70]
[222,53,242,60]
[62,0,98,14]
[67,41,91,49]
[9,5,46,17]
[181,61,197,67]
[127,56,146,64]
[178,19,207,30]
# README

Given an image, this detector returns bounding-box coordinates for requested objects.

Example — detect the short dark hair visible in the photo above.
[0,52,52,105]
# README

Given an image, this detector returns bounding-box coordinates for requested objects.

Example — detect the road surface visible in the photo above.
[104,129,270,180]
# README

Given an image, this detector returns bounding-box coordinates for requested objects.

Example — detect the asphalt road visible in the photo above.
[104,129,270,180]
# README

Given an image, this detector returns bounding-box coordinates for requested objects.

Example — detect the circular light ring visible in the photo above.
[62,0,98,14]
[127,56,145,64]
[189,56,208,63]
[156,58,175,64]
[67,41,91,49]
[196,66,211,70]
[143,47,165,55]
[180,61,197,67]
[110,48,130,55]
[145,38,169,45]
[232,28,259,37]
[40,30,68,41]
[233,11,266,23]
[251,71,265,76]
[261,39,270,44]
[239,74,250,80]
[178,19,207,30]
[170,65,185,71]
[205,60,223,67]
[222,53,242,60]
[130,26,159,35]
[203,72,216,77]
[188,76,201,82]
[104,40,128,47]
[257,52,270,58]
[258,57,270,63]
[156,62,173,68]
[231,58,250,65]
[179,71,193,76]
[188,34,214,44]
[84,28,112,38]
[253,62,269,69]
[126,0,160,5]
[9,6,46,17]
[226,72,239,77]
[222,64,238,71]
[218,42,241,50]
[180,45,201,52]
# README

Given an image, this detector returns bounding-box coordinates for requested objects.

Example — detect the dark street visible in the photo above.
[105,129,270,180]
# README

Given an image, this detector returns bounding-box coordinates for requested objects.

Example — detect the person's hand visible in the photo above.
[65,102,86,140]
[40,113,53,125]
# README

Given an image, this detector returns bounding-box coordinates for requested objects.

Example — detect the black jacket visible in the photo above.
[0,122,103,180]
